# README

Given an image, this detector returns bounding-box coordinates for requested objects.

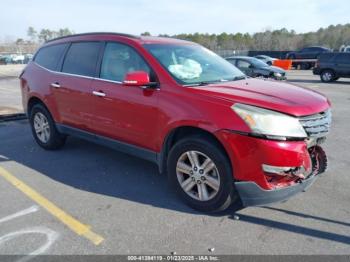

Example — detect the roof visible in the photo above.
[45,32,194,45]
[226,56,254,60]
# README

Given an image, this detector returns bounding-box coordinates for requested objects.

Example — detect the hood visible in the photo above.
[189,78,330,116]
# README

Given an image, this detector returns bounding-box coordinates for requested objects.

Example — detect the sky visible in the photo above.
[1,0,349,40]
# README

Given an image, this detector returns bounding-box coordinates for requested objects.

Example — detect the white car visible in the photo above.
[12,54,25,64]
[339,45,350,52]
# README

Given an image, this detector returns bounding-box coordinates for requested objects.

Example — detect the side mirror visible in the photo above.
[123,71,157,88]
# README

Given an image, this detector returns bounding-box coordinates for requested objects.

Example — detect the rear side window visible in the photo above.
[34,44,67,71]
[237,60,251,68]
[335,53,350,63]
[62,42,101,77]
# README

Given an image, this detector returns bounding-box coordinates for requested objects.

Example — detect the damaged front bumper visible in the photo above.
[216,130,329,207]
[235,142,328,206]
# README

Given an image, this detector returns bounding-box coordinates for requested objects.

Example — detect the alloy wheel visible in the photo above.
[322,72,333,82]
[176,151,220,201]
[33,112,50,143]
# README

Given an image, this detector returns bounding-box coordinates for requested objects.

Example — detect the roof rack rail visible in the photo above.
[45,32,140,43]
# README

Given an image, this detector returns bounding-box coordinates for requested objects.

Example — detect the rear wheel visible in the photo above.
[167,136,238,212]
[320,70,335,83]
[29,104,66,150]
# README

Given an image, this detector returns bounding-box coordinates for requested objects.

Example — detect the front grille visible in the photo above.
[299,110,332,138]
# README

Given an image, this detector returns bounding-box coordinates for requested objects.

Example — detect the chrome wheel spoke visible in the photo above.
[204,176,220,191]
[203,162,215,174]
[176,161,192,175]
[187,151,199,168]
[197,183,209,201]
[182,177,196,192]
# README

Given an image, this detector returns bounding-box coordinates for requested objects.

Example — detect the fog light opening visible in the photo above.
[262,164,306,181]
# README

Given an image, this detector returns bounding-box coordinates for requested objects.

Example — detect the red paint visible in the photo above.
[21,33,331,190]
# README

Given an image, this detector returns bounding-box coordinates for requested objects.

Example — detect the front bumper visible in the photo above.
[235,174,316,206]
[215,130,327,206]
[273,75,287,81]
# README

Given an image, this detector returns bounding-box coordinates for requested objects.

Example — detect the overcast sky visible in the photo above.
[1,0,349,40]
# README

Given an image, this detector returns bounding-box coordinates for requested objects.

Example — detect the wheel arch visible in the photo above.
[158,125,231,175]
[27,96,48,117]
[320,68,337,76]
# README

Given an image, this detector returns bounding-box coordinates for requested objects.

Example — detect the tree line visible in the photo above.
[2,24,350,55]
[143,24,350,51]
[21,24,350,51]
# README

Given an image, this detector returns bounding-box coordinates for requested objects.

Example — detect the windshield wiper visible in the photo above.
[184,80,221,87]
[225,75,247,81]
[184,76,246,87]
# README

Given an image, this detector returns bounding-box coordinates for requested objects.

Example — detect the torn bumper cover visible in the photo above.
[235,145,328,206]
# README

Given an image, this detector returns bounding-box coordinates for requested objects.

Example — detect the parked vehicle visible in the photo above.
[254,55,277,65]
[339,45,350,52]
[0,55,12,65]
[20,33,331,212]
[226,56,286,80]
[12,54,25,64]
[23,54,34,64]
[286,46,331,60]
[313,52,350,82]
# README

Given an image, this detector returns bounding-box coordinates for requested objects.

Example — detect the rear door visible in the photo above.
[90,41,159,150]
[52,41,102,131]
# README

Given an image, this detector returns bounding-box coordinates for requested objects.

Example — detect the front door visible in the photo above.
[90,42,159,151]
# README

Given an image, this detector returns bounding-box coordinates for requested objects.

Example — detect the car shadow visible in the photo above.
[0,120,244,216]
[1,120,350,246]
[229,213,350,245]
[262,206,350,228]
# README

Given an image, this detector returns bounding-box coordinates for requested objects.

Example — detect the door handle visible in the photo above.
[92,91,106,97]
[50,82,60,88]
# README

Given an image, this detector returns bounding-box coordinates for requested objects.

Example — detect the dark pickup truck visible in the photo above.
[286,46,331,60]
[313,52,350,82]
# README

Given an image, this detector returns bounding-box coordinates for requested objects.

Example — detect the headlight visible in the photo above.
[231,103,307,139]
[274,72,282,77]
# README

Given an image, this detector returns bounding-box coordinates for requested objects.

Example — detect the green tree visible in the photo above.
[27,27,37,42]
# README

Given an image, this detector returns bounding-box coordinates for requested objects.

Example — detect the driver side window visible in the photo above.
[100,42,151,82]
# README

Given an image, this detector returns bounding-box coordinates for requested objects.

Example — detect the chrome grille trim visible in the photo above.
[299,110,331,138]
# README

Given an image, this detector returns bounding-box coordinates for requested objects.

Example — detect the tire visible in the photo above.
[167,136,238,212]
[320,70,335,83]
[29,104,66,150]
[300,63,310,70]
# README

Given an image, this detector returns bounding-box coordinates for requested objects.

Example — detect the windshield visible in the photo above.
[143,44,245,85]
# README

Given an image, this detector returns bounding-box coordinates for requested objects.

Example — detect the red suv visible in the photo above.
[20,33,331,212]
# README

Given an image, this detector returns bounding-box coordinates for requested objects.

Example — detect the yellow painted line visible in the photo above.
[0,166,104,245]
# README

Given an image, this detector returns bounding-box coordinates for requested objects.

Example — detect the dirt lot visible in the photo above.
[0,69,349,256]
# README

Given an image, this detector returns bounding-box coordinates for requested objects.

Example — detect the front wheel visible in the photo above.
[320,70,335,83]
[167,136,238,212]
